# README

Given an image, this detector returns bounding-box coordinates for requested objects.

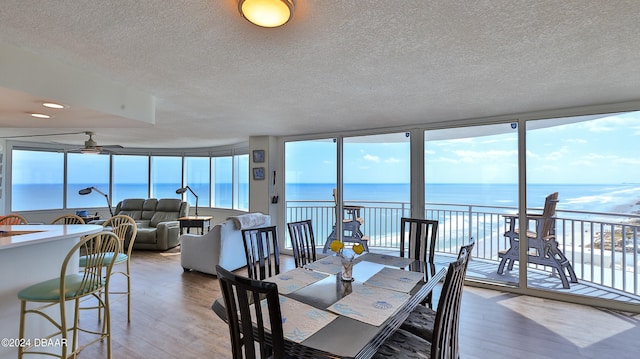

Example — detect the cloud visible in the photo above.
[452,149,517,163]
[363,154,380,162]
[384,157,402,164]
[583,116,634,132]
[582,153,617,161]
[614,157,640,165]
[435,157,461,164]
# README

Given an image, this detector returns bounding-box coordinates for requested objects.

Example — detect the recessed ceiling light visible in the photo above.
[30,113,52,119]
[42,102,66,109]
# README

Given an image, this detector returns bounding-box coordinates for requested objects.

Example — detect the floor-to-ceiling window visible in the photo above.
[11,149,64,211]
[212,156,233,209]
[151,155,182,199]
[7,146,250,212]
[284,138,337,248]
[184,156,211,208]
[234,154,249,211]
[525,111,640,300]
[67,153,110,209]
[343,132,411,248]
[424,123,519,285]
[112,154,150,204]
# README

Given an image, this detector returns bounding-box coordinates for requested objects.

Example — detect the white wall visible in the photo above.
[248,136,278,220]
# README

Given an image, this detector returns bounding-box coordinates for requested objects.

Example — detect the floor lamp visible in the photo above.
[79,186,113,216]
[176,186,198,216]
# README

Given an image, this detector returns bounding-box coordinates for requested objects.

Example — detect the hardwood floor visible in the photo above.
[77,248,640,358]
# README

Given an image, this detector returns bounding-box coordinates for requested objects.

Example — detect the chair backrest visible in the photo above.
[0,213,28,225]
[431,239,475,359]
[216,265,285,359]
[241,226,280,280]
[62,231,120,301]
[539,192,559,236]
[400,217,438,263]
[51,214,85,224]
[102,215,138,257]
[287,219,317,268]
[150,199,188,227]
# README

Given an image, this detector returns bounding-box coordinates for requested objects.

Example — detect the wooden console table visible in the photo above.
[178,216,213,235]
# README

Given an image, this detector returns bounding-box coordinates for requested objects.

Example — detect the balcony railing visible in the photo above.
[286,200,640,296]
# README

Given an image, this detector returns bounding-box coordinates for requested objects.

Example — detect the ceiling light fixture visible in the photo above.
[30,113,52,119]
[80,147,101,155]
[42,102,66,109]
[238,0,295,28]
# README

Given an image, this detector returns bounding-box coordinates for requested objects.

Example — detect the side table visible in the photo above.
[178,216,213,235]
[80,215,101,224]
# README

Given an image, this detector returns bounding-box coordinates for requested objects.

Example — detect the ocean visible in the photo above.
[10,183,243,211]
[285,183,640,214]
[10,182,640,215]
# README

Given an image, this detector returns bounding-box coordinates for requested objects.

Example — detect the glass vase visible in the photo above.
[340,255,354,282]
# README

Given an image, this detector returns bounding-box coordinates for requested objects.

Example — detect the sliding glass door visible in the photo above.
[525,112,640,303]
[284,138,337,249]
[424,123,519,286]
[342,132,411,250]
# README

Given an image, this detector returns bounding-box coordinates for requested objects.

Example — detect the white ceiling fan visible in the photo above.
[1,131,123,154]
[80,131,104,154]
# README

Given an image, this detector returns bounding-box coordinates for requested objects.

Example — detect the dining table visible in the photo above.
[211,252,451,359]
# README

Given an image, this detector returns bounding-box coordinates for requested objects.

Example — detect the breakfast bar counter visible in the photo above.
[0,224,102,359]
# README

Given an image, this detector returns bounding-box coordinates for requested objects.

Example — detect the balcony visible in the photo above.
[286,199,640,304]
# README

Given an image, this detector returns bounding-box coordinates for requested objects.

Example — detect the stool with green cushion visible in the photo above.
[80,214,138,322]
[18,231,120,359]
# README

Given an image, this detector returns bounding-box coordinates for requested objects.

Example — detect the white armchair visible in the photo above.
[180,213,270,276]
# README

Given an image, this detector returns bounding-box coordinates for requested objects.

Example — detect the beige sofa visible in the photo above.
[180,213,270,275]
[108,198,189,250]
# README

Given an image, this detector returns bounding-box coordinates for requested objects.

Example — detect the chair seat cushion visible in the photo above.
[400,304,436,341]
[79,252,128,267]
[18,274,105,301]
[373,329,432,359]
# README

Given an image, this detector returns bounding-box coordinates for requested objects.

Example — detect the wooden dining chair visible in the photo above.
[287,219,317,268]
[400,217,439,307]
[51,214,86,224]
[216,265,286,359]
[0,213,28,224]
[241,225,280,280]
[400,238,475,343]
[374,239,474,359]
[400,217,438,263]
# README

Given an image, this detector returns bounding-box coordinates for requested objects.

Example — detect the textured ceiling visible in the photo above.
[0,0,639,149]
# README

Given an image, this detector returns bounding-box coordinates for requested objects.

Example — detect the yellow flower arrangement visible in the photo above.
[330,239,363,281]
[329,240,365,257]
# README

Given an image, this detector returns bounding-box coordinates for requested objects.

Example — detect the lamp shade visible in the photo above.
[176,186,199,216]
[238,0,294,28]
[78,186,113,216]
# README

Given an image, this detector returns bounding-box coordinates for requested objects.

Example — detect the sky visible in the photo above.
[11,110,640,186]
[285,111,640,184]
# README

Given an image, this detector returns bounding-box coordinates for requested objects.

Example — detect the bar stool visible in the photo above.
[17,231,120,359]
[51,214,86,224]
[0,213,28,224]
[81,214,138,322]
